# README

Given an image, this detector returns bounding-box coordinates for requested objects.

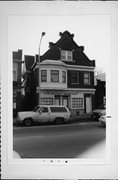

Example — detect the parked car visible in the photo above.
[16,105,71,126]
[91,104,106,121]
[99,111,106,126]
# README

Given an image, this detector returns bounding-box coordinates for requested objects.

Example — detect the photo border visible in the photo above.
[1,1,117,179]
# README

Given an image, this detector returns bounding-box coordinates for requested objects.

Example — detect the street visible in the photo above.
[13,122,106,158]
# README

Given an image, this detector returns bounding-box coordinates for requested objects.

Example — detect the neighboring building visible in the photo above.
[24,31,96,115]
[94,73,106,109]
[23,55,37,111]
[13,49,24,117]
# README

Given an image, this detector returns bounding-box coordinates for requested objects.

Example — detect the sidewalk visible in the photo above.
[13,113,93,126]
[69,113,93,124]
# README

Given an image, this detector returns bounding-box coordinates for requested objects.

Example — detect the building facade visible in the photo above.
[13,49,24,117]
[23,31,96,115]
[94,73,106,109]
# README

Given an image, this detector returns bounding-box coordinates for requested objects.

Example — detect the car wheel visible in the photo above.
[23,118,33,126]
[55,118,64,125]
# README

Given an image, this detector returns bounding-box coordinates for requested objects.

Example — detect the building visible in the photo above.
[94,73,106,109]
[13,49,24,117]
[24,31,96,116]
[22,55,37,111]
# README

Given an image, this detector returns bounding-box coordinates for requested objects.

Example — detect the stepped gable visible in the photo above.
[41,30,95,67]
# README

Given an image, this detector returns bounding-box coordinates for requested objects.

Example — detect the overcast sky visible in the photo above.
[8,15,111,72]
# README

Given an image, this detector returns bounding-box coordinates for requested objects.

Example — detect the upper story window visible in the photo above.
[71,71,79,84]
[62,71,66,83]
[84,73,90,85]
[61,50,73,61]
[51,70,59,82]
[41,70,47,82]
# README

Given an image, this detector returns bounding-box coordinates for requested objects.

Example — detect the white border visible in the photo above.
[1,1,118,179]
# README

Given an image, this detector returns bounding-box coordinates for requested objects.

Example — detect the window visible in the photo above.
[62,71,66,83]
[51,70,59,82]
[84,73,90,85]
[40,107,48,113]
[72,98,83,108]
[71,72,79,84]
[50,107,67,113]
[55,96,60,105]
[41,98,53,105]
[61,50,72,61]
[41,70,47,82]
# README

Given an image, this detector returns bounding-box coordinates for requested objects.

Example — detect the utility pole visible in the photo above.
[38,32,46,105]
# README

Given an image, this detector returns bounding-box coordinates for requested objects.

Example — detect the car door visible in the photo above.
[35,107,49,123]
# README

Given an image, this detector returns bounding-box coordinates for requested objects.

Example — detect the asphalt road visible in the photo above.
[13,122,106,158]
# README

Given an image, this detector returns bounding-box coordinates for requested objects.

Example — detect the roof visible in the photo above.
[41,59,66,66]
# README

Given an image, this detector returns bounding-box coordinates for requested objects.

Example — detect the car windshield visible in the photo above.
[98,104,105,109]
[33,106,40,112]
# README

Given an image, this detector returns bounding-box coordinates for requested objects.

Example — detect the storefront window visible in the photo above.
[41,98,53,105]
[72,98,83,108]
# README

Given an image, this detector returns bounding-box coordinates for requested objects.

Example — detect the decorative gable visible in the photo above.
[41,30,95,67]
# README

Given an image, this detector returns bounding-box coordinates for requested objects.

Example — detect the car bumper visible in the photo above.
[16,118,23,125]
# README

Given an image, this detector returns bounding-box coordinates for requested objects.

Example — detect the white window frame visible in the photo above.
[41,70,47,82]
[84,73,90,85]
[51,70,59,82]
[61,50,73,61]
[62,71,66,83]
[72,98,83,109]
[41,98,53,105]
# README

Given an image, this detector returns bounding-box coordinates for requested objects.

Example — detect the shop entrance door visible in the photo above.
[62,96,68,107]
[86,97,92,113]
[55,96,60,105]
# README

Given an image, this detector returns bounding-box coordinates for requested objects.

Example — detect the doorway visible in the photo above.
[86,96,92,113]
[62,96,68,107]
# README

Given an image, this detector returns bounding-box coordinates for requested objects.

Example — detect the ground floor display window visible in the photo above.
[72,98,83,109]
[41,98,53,105]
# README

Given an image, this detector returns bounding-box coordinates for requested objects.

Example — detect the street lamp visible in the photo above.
[38,32,46,105]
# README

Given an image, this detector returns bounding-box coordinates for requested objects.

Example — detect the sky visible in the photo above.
[8,15,111,73]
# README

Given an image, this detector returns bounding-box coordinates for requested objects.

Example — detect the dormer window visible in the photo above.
[61,50,73,61]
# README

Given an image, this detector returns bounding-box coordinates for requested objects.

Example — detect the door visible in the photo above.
[62,96,68,107]
[55,96,60,105]
[86,97,92,113]
[35,107,49,122]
